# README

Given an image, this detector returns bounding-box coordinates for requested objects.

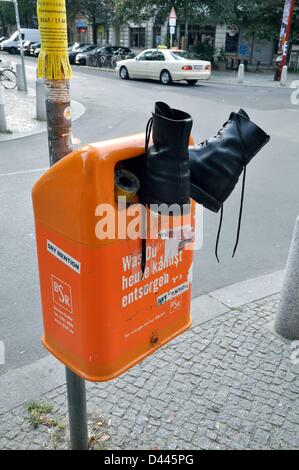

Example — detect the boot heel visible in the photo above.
[190,183,221,213]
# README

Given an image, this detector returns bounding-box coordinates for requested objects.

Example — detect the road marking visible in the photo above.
[0,167,47,177]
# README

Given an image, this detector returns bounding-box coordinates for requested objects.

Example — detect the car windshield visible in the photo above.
[170,51,200,61]
[79,45,95,53]
[9,31,19,41]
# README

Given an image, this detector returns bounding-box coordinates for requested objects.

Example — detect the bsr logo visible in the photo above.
[52,276,73,313]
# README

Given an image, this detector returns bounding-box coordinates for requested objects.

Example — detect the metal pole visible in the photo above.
[275,0,295,81]
[13,0,27,93]
[36,0,88,450]
[66,368,89,450]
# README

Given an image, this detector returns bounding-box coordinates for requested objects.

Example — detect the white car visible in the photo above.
[116,48,211,85]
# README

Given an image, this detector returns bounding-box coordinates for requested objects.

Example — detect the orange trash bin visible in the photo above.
[32,133,196,382]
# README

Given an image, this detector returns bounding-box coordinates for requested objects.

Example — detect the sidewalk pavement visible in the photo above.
[0,270,299,450]
[210,70,299,88]
[0,89,85,142]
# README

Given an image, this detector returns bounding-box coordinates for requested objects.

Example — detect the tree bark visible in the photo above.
[0,12,7,36]
[92,17,98,45]
[184,17,189,50]
[44,80,72,166]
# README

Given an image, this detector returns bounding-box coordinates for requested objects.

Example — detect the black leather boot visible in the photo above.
[189,109,270,259]
[140,102,193,274]
[142,101,193,207]
[189,109,270,212]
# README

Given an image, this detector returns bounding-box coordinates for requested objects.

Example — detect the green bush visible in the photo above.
[193,42,216,63]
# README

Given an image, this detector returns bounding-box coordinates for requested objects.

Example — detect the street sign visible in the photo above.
[170,26,175,35]
[169,18,176,27]
[169,6,177,19]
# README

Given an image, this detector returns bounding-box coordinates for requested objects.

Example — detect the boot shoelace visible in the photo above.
[201,119,231,148]
[215,116,247,262]
[142,114,247,267]
[141,116,153,275]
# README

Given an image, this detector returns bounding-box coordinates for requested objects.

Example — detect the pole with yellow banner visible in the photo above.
[37,0,73,165]
[36,0,88,450]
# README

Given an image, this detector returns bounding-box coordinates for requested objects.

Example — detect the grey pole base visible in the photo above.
[16,64,26,92]
[237,63,245,84]
[36,78,47,121]
[0,87,8,133]
[275,216,299,340]
[66,367,89,450]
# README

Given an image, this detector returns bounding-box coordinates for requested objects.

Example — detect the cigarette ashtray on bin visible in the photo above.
[32,133,196,382]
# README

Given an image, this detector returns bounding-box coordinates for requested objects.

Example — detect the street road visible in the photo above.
[1,53,299,375]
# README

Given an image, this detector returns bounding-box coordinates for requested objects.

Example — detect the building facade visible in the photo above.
[107,21,276,66]
[68,14,277,67]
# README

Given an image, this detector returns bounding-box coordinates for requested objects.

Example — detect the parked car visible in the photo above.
[69,44,96,64]
[30,42,41,57]
[1,29,40,54]
[68,43,90,53]
[17,40,32,55]
[74,46,101,65]
[76,45,133,66]
[0,37,8,44]
[116,48,212,85]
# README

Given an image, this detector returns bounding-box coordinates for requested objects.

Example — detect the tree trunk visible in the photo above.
[24,14,29,28]
[92,18,97,45]
[45,80,72,166]
[183,17,189,50]
[0,12,7,36]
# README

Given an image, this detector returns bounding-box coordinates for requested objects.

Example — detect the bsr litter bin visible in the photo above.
[32,133,196,382]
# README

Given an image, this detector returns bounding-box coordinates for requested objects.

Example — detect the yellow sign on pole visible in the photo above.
[37,0,72,80]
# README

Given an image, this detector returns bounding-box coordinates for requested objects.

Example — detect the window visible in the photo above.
[130,28,145,48]
[225,32,239,53]
[171,51,196,60]
[152,51,165,61]
[153,26,162,48]
[138,50,154,61]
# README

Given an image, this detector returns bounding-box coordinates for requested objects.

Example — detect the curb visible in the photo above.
[73,64,116,76]
[209,78,292,89]
[0,99,86,143]
[0,269,285,416]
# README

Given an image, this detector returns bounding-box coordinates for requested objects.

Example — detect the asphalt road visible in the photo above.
[1,53,299,375]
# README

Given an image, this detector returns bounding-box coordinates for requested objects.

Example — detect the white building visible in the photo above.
[108,21,276,66]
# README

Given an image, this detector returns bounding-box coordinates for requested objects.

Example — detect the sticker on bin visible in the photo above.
[157,281,189,305]
[47,240,81,274]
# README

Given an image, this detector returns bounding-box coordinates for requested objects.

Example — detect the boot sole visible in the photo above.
[190,183,221,213]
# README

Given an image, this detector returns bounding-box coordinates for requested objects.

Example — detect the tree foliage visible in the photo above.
[0,0,298,42]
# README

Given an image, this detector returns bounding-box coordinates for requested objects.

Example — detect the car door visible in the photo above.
[134,50,154,78]
[150,50,166,80]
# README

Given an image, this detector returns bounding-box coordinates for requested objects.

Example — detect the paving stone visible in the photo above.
[1,294,298,450]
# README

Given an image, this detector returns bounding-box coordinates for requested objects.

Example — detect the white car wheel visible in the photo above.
[160,70,172,85]
[120,66,129,80]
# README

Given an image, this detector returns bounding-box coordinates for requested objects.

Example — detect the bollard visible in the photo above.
[275,216,299,340]
[237,63,245,84]
[36,77,47,121]
[280,65,288,86]
[16,64,26,92]
[0,87,8,133]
